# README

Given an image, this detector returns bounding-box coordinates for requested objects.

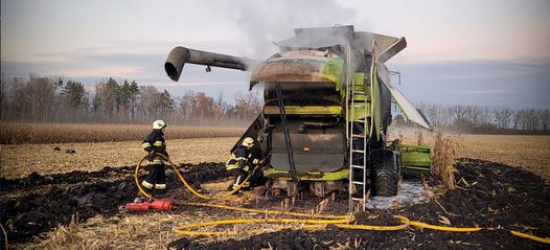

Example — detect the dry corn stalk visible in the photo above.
[432,130,460,189]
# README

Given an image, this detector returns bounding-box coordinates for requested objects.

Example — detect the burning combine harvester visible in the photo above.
[164,25,432,210]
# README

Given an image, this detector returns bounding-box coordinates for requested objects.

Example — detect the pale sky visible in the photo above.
[2,0,549,108]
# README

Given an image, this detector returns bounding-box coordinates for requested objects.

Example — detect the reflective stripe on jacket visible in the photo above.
[226,146,250,171]
[142,129,168,160]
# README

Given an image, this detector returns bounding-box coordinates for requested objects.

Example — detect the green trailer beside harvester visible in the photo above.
[164,25,432,210]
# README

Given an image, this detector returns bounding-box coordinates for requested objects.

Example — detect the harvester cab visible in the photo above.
[165,25,433,211]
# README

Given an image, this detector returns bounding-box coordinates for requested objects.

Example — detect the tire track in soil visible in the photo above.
[0,162,227,243]
[169,159,550,250]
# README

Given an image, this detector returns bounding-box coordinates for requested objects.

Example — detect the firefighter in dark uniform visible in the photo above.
[141,119,169,197]
[226,137,261,191]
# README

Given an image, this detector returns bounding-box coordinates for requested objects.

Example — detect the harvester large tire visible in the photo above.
[370,149,400,196]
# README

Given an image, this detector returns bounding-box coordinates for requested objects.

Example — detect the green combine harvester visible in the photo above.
[164,25,433,210]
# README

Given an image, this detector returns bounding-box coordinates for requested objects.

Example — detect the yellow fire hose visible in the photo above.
[174,216,410,236]
[133,155,550,245]
[135,155,256,200]
[408,221,483,232]
[510,230,550,244]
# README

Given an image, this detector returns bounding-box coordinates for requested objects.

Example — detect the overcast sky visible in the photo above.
[2,0,549,109]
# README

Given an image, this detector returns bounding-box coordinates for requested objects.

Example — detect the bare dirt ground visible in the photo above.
[1,135,549,249]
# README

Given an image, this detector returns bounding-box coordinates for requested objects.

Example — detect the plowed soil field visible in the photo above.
[1,135,549,249]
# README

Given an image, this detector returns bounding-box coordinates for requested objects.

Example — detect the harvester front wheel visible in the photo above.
[371,149,400,196]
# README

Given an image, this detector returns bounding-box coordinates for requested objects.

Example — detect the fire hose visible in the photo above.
[135,154,259,200]
[133,155,550,245]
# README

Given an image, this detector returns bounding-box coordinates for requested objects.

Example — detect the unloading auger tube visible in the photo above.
[164,46,258,81]
[133,155,550,245]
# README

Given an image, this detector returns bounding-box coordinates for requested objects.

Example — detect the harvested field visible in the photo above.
[1,134,550,249]
[3,134,548,181]
[0,137,238,179]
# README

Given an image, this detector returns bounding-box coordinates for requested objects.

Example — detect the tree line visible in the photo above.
[0,75,262,126]
[1,75,548,134]
[393,103,550,134]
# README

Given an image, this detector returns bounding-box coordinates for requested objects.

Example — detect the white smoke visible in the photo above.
[223,0,357,60]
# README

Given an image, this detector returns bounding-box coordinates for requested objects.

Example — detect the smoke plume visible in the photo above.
[223,0,357,59]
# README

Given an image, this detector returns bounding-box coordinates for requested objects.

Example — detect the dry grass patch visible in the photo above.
[14,213,191,250]
[1,137,239,179]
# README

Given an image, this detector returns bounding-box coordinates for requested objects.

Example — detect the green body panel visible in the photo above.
[345,73,371,122]
[250,51,344,90]
[351,73,368,100]
[264,105,342,115]
[347,102,371,122]
[396,143,431,176]
[321,56,345,90]
[371,61,381,141]
[263,167,349,181]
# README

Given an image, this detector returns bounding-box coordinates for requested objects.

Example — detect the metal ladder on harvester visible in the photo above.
[347,73,370,212]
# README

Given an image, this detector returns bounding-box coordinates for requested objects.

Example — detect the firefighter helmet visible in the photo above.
[241,137,254,147]
[152,119,167,130]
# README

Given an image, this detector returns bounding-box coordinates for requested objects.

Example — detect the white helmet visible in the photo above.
[152,119,167,130]
[241,137,254,147]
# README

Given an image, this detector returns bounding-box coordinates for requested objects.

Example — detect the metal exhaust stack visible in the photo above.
[164,46,257,81]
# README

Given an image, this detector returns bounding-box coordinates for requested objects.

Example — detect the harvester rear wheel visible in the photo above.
[371,149,399,196]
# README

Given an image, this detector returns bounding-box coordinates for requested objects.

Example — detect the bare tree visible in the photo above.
[538,109,550,132]
[493,107,513,130]
[234,91,262,120]
[0,75,9,120]
[478,106,492,128]
[25,77,61,122]
[180,90,196,121]
[427,104,444,128]
[138,85,161,119]
[449,105,468,132]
